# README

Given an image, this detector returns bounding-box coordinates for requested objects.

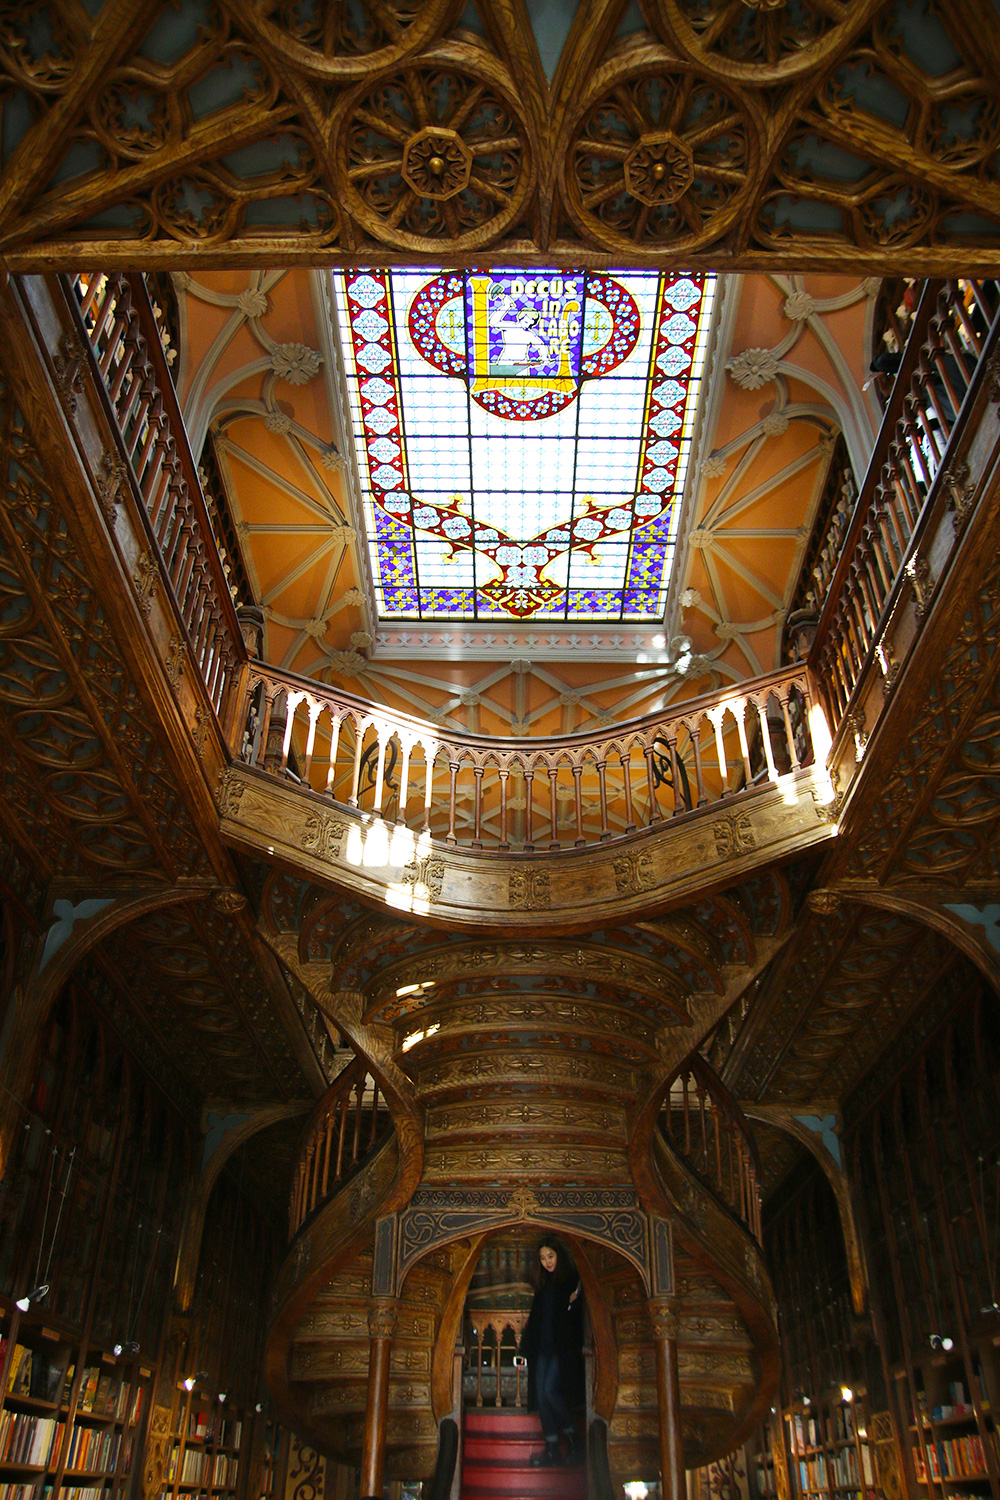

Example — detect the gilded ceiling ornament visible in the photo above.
[741,0,787,8]
[806,889,841,915]
[341,64,530,250]
[623,132,694,207]
[727,347,780,389]
[401,127,472,201]
[269,343,323,384]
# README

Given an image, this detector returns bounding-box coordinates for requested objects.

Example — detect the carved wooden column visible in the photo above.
[649,1298,684,1500]
[360,1298,397,1500]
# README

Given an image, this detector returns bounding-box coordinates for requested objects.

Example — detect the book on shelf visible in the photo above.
[5,1348,30,1397]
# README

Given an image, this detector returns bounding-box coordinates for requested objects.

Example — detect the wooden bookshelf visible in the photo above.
[0,1302,153,1500]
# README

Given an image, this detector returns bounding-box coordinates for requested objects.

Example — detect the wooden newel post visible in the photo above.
[648,1298,684,1500]
[361,1298,397,1500]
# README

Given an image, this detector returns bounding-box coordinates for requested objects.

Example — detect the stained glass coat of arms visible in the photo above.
[335,267,715,621]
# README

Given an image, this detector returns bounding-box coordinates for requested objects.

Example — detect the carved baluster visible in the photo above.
[280,694,300,775]
[133,392,162,475]
[709,709,730,798]
[472,763,484,849]
[713,1097,723,1188]
[422,745,435,832]
[108,312,140,403]
[309,1131,323,1216]
[668,738,683,813]
[369,1081,380,1147]
[320,1110,334,1199]
[353,1075,364,1164]
[494,1319,502,1408]
[325,712,343,797]
[572,764,585,846]
[252,690,274,772]
[349,720,365,808]
[524,766,534,851]
[98,303,129,379]
[596,757,609,839]
[644,743,659,825]
[548,765,560,849]
[779,693,801,771]
[77,272,106,324]
[912,379,944,467]
[755,701,778,782]
[689,720,707,807]
[302,702,319,786]
[447,758,459,846]
[396,739,412,826]
[697,1082,708,1172]
[498,767,509,851]
[734,701,752,788]
[475,1327,484,1407]
[335,1094,349,1182]
[682,1070,691,1156]
[857,542,884,627]
[372,731,387,815]
[620,750,636,832]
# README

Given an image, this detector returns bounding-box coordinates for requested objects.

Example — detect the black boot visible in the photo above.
[531,1439,561,1467]
[562,1427,582,1465]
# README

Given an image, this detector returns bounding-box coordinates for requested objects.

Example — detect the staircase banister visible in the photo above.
[241,658,812,761]
[295,1053,369,1152]
[667,1051,763,1180]
[809,278,943,669]
[122,272,247,653]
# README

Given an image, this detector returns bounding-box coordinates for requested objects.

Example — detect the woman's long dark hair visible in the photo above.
[533,1236,575,1290]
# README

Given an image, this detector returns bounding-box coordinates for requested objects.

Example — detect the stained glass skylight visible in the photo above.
[334,267,715,622]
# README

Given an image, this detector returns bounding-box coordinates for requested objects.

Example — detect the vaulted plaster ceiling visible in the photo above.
[174,263,878,736]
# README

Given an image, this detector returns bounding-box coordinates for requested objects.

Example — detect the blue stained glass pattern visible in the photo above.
[335,266,715,621]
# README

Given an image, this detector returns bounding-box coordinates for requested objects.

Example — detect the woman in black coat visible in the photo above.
[519,1237,585,1466]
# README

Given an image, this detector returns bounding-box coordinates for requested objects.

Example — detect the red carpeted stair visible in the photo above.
[461,1411,586,1500]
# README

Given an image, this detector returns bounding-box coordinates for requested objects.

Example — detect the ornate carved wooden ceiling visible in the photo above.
[0,0,999,272]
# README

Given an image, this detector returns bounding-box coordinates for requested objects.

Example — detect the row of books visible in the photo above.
[790,1409,860,1451]
[167,1448,239,1485]
[2,1346,142,1426]
[798,1457,828,1490]
[0,1413,57,1466]
[184,1416,241,1448]
[2,1347,63,1405]
[913,1431,999,1481]
[63,1425,120,1474]
[0,1486,47,1500]
[791,1415,823,1449]
[70,1370,142,1424]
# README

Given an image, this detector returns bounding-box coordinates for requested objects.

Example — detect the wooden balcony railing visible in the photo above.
[812,278,1000,725]
[61,271,244,716]
[233,661,819,852]
[289,1059,393,1240]
[659,1054,762,1244]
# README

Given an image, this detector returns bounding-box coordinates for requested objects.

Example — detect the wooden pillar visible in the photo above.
[649,1298,685,1500]
[360,1299,397,1500]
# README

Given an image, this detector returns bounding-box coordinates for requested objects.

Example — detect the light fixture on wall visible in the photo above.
[15,1284,49,1312]
[113,1342,140,1357]
[218,1392,228,1404]
[929,1334,954,1351]
[841,1386,854,1402]
[182,1372,209,1392]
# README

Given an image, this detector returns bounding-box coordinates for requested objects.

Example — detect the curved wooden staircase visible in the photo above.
[262,884,786,1487]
